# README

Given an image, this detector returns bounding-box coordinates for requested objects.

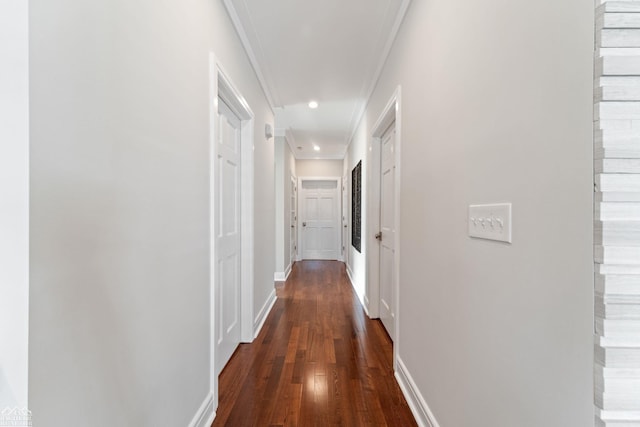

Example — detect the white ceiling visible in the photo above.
[223,0,410,159]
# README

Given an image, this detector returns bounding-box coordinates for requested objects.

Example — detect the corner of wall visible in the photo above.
[395,358,441,427]
[188,392,215,427]
[253,287,277,339]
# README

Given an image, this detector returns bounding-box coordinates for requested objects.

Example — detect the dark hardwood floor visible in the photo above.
[212,260,418,426]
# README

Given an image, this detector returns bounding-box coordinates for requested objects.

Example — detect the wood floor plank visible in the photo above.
[212,260,417,427]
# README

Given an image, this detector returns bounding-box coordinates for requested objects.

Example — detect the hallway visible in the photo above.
[213,261,417,426]
[4,0,599,425]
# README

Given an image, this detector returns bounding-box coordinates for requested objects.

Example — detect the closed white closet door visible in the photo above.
[379,123,396,341]
[216,98,242,374]
[300,179,340,260]
[290,177,298,263]
[342,175,349,262]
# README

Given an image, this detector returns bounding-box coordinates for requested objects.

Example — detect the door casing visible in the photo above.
[297,177,342,261]
[290,175,298,268]
[378,122,396,341]
[367,86,402,370]
[209,53,255,406]
[342,173,349,263]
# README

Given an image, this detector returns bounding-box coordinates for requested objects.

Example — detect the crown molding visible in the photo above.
[346,0,412,148]
[223,0,277,110]
[224,0,412,157]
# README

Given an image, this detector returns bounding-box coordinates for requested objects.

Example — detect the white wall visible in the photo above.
[349,0,594,425]
[0,0,29,412]
[28,1,273,426]
[296,159,343,177]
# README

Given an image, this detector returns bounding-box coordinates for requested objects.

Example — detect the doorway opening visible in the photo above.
[209,54,255,406]
[298,177,342,260]
[342,173,349,263]
[290,175,298,265]
[368,86,402,368]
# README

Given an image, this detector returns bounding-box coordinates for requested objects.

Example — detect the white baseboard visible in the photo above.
[362,294,370,317]
[285,262,292,279]
[253,288,277,339]
[274,263,293,282]
[188,392,215,427]
[395,357,440,427]
[345,266,368,315]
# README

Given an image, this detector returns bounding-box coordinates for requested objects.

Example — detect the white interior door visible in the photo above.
[379,123,396,340]
[290,176,297,263]
[342,175,349,263]
[300,179,340,260]
[216,98,242,373]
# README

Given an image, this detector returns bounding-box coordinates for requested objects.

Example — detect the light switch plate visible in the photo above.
[468,203,512,243]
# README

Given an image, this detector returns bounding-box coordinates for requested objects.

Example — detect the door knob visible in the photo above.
[375,232,382,241]
[291,225,295,228]
[303,222,307,227]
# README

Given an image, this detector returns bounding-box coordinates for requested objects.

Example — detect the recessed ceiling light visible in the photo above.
[308,100,318,109]
[313,145,320,151]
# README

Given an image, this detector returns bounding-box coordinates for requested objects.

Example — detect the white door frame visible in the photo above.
[209,53,255,405]
[297,176,342,261]
[341,173,349,263]
[367,86,402,369]
[290,174,298,268]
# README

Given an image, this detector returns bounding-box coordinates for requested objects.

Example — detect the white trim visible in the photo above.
[285,261,292,279]
[395,358,440,427]
[297,177,343,261]
[346,263,355,283]
[274,263,292,282]
[363,294,370,317]
[221,0,276,109]
[346,266,368,316]
[342,172,350,265]
[285,129,296,153]
[0,0,29,411]
[368,86,402,369]
[367,132,381,319]
[223,0,410,147]
[188,392,216,427]
[290,175,298,263]
[209,53,256,407]
[253,288,277,339]
[347,0,412,145]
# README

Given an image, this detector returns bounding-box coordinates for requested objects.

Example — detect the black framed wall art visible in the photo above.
[351,160,362,253]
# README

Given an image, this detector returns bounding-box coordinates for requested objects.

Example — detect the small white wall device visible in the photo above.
[468,203,512,243]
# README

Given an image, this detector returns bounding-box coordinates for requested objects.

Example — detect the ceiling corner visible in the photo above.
[346,0,412,146]
[222,0,277,110]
